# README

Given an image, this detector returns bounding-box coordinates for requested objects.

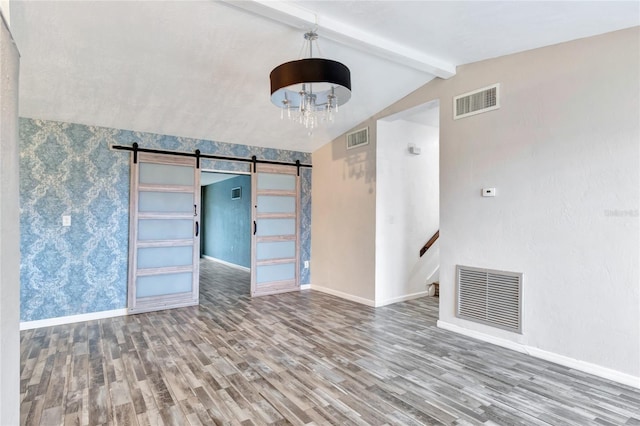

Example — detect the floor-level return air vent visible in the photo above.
[346,127,369,150]
[454,83,500,119]
[456,265,522,333]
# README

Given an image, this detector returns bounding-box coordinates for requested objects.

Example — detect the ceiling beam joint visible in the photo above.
[221,0,456,78]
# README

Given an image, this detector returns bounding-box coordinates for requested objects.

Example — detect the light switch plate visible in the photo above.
[62,215,71,226]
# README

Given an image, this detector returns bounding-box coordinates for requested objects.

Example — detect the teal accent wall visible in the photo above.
[202,175,251,268]
[19,118,311,321]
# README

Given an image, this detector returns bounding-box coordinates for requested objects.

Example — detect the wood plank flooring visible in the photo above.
[20,259,640,425]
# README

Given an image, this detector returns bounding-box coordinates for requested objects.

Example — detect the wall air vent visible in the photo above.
[346,127,369,150]
[456,265,522,333]
[454,84,500,119]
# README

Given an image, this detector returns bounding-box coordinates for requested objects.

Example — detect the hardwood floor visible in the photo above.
[20,259,640,425]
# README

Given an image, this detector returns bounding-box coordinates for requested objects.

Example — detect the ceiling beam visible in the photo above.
[222,0,456,79]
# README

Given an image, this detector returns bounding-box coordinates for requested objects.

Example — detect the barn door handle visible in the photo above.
[253,221,257,235]
[195,221,199,237]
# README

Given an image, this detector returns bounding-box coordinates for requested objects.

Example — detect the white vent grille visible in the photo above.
[456,265,522,333]
[346,127,369,150]
[454,84,500,119]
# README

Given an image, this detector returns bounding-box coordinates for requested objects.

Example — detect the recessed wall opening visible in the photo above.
[200,171,252,297]
[375,99,440,305]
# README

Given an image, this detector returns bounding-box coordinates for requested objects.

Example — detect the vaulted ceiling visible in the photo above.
[9,1,639,153]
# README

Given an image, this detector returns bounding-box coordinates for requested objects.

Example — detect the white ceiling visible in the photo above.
[9,1,639,153]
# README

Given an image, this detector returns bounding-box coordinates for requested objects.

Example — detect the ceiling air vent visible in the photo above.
[456,265,522,333]
[346,127,369,150]
[454,84,500,119]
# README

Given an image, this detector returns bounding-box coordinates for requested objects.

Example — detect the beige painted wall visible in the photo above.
[311,126,377,304]
[436,27,639,381]
[0,10,20,425]
[311,27,639,382]
[0,3,9,26]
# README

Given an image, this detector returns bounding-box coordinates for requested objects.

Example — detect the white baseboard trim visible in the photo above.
[20,309,128,331]
[300,284,311,290]
[310,285,376,307]
[375,290,430,307]
[202,255,250,272]
[437,320,640,389]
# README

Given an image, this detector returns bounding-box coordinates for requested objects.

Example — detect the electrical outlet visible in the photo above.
[62,215,71,227]
[304,260,309,269]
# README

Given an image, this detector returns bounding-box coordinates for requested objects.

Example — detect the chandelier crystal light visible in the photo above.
[270,30,351,132]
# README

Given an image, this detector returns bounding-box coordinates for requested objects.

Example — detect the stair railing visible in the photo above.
[419,230,439,257]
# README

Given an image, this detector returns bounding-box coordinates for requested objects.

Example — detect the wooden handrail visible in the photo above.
[419,230,439,257]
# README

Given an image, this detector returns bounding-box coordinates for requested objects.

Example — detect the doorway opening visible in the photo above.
[200,171,252,297]
[375,99,440,304]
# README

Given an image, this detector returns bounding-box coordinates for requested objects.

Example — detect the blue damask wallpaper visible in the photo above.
[19,118,312,321]
[202,175,252,268]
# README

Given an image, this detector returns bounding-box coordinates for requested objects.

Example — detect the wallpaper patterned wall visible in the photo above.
[20,118,312,321]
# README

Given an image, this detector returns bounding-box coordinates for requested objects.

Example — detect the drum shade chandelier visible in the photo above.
[270,30,351,132]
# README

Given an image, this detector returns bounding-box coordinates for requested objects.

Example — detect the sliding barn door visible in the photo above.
[251,164,299,297]
[128,153,200,313]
